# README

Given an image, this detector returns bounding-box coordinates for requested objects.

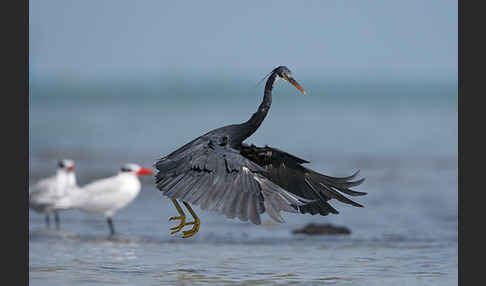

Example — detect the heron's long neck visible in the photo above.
[234,73,277,144]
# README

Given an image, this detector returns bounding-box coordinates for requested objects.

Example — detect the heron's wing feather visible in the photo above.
[240,144,366,216]
[155,138,311,224]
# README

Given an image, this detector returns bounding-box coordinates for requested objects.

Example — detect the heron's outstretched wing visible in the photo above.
[240,144,366,216]
[155,138,311,225]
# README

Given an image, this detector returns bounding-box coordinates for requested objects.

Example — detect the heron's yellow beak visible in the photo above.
[287,77,306,95]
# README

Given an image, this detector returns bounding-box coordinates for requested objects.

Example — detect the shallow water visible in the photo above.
[29,79,457,285]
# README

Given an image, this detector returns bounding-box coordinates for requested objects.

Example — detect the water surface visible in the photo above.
[29,79,457,285]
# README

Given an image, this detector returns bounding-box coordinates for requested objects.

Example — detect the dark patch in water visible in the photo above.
[292,223,351,236]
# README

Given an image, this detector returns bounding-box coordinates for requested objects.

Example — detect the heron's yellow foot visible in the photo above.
[181,201,200,238]
[169,199,188,235]
[169,215,186,234]
[182,217,200,238]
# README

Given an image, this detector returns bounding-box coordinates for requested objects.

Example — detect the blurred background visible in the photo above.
[29,0,457,285]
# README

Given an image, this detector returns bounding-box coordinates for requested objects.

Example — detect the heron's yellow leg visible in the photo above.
[181,202,200,238]
[169,199,186,234]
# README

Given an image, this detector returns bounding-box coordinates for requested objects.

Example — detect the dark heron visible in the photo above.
[155,66,366,238]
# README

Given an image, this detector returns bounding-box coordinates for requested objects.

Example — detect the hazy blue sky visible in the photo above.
[29,0,457,81]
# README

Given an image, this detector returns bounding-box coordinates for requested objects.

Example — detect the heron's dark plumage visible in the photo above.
[240,144,366,216]
[155,66,366,225]
[156,136,311,224]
